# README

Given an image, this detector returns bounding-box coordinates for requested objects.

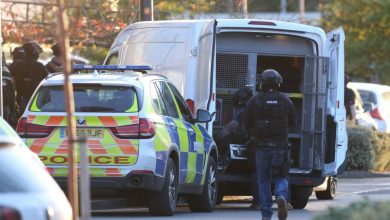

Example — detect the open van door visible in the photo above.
[323,27,347,175]
[194,20,217,133]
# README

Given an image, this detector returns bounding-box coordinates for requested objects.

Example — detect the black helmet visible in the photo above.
[233,87,253,107]
[12,47,25,60]
[345,74,351,85]
[258,69,283,90]
[51,43,61,56]
[23,41,43,55]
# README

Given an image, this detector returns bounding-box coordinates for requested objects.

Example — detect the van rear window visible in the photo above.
[30,85,138,112]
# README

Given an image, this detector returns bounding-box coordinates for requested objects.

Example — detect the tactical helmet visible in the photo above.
[258,69,283,90]
[12,47,25,60]
[345,74,351,85]
[233,87,253,107]
[51,43,61,56]
[23,41,43,55]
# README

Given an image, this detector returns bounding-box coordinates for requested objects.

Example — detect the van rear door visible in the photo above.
[323,27,347,175]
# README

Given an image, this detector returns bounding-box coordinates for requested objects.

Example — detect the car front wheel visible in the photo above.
[188,157,218,212]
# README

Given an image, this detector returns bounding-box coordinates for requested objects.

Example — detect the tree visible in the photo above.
[321,0,390,83]
[1,0,133,46]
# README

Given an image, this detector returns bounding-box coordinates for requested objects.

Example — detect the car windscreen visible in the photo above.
[382,91,390,119]
[30,84,138,112]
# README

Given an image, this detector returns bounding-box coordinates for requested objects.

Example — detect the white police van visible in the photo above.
[105,19,347,209]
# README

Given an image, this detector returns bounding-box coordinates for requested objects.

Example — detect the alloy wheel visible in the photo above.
[168,167,177,210]
[208,165,217,204]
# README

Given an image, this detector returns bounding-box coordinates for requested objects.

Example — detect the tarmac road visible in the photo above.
[91,177,390,220]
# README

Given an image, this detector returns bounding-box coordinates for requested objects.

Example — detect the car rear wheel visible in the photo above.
[148,159,177,216]
[188,157,218,212]
[315,176,337,200]
[290,185,313,209]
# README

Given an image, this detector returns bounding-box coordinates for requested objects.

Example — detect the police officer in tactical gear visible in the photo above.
[344,75,356,121]
[10,41,49,114]
[46,43,63,73]
[215,87,261,209]
[243,69,298,220]
[217,87,253,139]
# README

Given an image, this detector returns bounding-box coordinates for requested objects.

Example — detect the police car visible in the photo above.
[16,65,218,216]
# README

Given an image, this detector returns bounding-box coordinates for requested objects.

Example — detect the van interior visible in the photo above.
[213,32,328,172]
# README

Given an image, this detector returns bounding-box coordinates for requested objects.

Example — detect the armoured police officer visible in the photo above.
[10,42,48,114]
[243,69,298,220]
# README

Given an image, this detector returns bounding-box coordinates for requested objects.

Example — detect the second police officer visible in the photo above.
[216,87,261,209]
[243,69,298,220]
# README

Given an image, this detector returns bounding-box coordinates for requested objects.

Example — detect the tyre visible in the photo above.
[315,176,337,200]
[148,159,178,216]
[188,157,218,212]
[290,186,313,209]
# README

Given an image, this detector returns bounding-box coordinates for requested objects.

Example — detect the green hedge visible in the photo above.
[79,46,109,65]
[313,199,390,220]
[372,132,390,171]
[347,124,390,171]
[346,125,375,171]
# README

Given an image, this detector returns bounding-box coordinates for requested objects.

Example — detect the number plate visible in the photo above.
[61,128,104,139]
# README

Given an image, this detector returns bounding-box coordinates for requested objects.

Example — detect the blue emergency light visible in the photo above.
[73,64,153,71]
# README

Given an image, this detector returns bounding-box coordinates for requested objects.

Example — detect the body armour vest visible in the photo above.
[253,91,289,147]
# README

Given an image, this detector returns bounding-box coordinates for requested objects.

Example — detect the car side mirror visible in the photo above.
[363,102,374,112]
[196,109,212,123]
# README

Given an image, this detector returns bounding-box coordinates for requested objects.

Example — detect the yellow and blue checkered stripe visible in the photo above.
[147,81,214,185]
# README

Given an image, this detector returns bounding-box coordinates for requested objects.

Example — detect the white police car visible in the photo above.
[17,65,218,216]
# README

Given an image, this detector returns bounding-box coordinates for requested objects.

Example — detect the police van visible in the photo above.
[16,65,218,216]
[105,19,347,209]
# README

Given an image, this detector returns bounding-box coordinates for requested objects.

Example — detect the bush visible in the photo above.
[347,124,390,172]
[313,199,390,220]
[346,124,375,171]
[79,45,109,64]
[372,132,390,171]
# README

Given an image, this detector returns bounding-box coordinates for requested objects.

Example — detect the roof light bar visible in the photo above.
[73,64,153,71]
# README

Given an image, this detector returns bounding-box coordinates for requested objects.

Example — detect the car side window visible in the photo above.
[167,83,193,123]
[155,81,180,119]
[150,82,168,116]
